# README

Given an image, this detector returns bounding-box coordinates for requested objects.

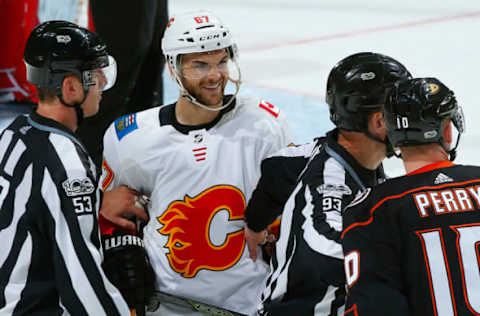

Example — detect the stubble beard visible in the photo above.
[188,81,226,108]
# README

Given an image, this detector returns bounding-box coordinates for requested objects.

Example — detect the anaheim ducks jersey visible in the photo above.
[342,161,480,316]
[101,95,291,315]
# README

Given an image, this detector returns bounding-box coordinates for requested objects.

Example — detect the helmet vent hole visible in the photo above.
[196,25,213,30]
[186,38,194,43]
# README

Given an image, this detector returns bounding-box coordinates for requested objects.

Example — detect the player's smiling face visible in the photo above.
[179,49,229,108]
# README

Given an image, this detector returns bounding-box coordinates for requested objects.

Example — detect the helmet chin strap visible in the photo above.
[57,85,89,127]
[172,60,242,112]
[442,134,461,162]
[365,129,396,158]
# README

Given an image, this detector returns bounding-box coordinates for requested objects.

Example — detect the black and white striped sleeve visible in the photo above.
[261,154,353,315]
[0,117,130,315]
[245,142,315,231]
[41,134,129,315]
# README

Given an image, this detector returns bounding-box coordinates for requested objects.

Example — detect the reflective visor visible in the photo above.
[83,55,117,91]
[452,105,465,134]
[99,55,117,91]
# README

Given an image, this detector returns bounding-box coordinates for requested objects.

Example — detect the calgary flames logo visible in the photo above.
[158,185,246,278]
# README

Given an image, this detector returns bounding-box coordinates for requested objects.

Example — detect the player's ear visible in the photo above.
[368,111,386,138]
[443,118,453,148]
[62,75,83,103]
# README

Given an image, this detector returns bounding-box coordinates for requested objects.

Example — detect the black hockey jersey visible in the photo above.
[342,161,480,316]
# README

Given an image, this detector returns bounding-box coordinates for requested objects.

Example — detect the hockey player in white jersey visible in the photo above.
[99,11,291,316]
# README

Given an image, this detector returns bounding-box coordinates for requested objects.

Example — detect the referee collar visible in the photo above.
[326,128,379,187]
[28,110,88,153]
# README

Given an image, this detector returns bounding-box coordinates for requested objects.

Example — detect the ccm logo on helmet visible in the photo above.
[199,34,221,41]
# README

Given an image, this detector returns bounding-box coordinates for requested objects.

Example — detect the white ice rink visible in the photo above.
[167,0,480,177]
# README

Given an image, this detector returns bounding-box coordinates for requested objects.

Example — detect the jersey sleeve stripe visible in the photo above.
[341,178,480,239]
[45,137,127,315]
[263,184,303,302]
[101,159,114,190]
[1,233,32,314]
[4,139,25,176]
[0,165,33,312]
[344,304,359,316]
[0,130,14,163]
[0,164,32,268]
[302,186,343,259]
[41,168,111,315]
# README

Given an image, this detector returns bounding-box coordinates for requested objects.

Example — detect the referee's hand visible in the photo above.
[245,226,273,262]
[100,186,149,231]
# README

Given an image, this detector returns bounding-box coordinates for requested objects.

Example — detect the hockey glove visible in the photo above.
[101,221,155,315]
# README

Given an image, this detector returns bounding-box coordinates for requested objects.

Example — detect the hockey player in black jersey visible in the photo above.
[248,52,412,315]
[342,77,479,316]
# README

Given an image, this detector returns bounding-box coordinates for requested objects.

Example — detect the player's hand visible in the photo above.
[100,186,149,231]
[245,226,274,261]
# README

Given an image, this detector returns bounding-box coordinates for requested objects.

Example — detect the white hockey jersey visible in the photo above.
[101,95,291,315]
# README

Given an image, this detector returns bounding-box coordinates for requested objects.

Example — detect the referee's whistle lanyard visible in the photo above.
[27,116,88,154]
[324,143,366,191]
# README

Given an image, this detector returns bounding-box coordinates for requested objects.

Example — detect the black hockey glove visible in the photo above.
[102,233,155,315]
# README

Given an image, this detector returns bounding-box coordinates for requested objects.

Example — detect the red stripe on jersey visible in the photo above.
[193,147,207,152]
[102,159,114,190]
[196,158,206,162]
[194,152,206,157]
[344,304,359,316]
[341,179,480,239]
[408,161,455,176]
[259,101,279,117]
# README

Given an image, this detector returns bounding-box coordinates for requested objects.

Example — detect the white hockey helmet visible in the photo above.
[161,11,241,111]
[162,11,238,72]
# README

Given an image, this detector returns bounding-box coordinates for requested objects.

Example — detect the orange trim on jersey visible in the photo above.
[416,228,458,316]
[341,179,480,239]
[450,223,480,315]
[102,159,114,190]
[344,304,359,316]
[407,161,455,176]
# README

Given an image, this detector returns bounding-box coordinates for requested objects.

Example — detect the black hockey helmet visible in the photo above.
[326,52,412,132]
[384,77,465,160]
[24,20,116,93]
[24,20,117,122]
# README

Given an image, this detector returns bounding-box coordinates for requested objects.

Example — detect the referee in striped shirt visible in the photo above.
[245,53,412,315]
[0,21,129,315]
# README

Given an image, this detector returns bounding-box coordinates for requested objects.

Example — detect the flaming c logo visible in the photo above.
[158,185,246,278]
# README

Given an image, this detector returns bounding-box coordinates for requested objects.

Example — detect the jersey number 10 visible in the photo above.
[416,224,480,316]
